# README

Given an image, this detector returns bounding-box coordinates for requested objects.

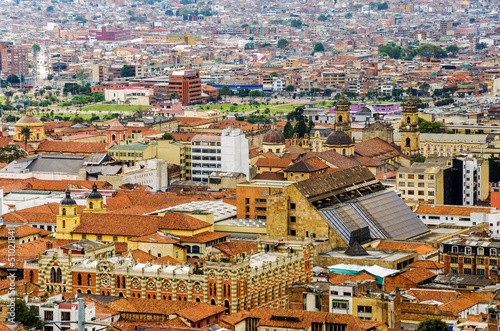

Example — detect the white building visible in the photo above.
[191,128,249,183]
[454,154,486,206]
[273,79,285,92]
[104,86,152,106]
[414,204,500,236]
[39,300,97,331]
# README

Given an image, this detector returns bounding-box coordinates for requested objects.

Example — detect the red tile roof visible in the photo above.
[37,140,108,154]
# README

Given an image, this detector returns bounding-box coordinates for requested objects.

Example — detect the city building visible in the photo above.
[92,26,131,41]
[169,67,202,106]
[24,236,313,315]
[0,42,30,77]
[191,128,249,182]
[399,91,420,157]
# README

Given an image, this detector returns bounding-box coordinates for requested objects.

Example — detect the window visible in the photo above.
[464,258,471,264]
[44,311,54,321]
[399,174,405,179]
[464,268,472,274]
[418,183,425,187]
[290,203,296,209]
[491,259,497,266]
[113,236,118,242]
[478,258,484,265]
[398,182,405,187]
[408,174,415,179]
[477,269,485,276]
[357,306,372,313]
[408,182,415,187]
[451,267,458,273]
[418,175,424,179]
[290,230,296,236]
[478,248,484,255]
[290,216,296,223]
[465,247,472,255]
[451,257,458,264]
[492,249,498,256]
[98,235,103,241]
[82,234,86,239]
[408,190,414,195]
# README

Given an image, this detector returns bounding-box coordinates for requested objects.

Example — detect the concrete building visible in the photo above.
[0,42,30,77]
[39,300,96,331]
[104,87,152,106]
[191,128,249,183]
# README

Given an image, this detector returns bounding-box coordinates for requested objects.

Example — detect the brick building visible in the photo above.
[92,26,131,41]
[169,66,202,106]
[24,236,313,315]
[0,42,30,77]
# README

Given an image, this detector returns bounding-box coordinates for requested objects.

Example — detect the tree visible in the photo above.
[169,91,179,101]
[344,12,352,19]
[32,43,41,55]
[293,120,307,138]
[72,115,84,125]
[4,90,14,103]
[416,44,447,59]
[313,42,325,53]
[415,318,448,331]
[46,6,53,12]
[20,126,31,150]
[14,300,44,330]
[219,85,232,100]
[161,132,175,140]
[0,144,27,163]
[419,83,430,95]
[324,88,332,96]
[446,44,459,54]
[244,42,254,50]
[277,38,289,49]
[318,14,328,21]
[377,2,388,10]
[307,120,315,133]
[75,70,89,84]
[249,90,262,99]
[137,17,145,23]
[290,19,302,28]
[75,16,85,21]
[270,71,279,77]
[47,74,54,82]
[120,65,134,78]
[7,74,20,85]
[285,84,295,95]
[476,42,488,50]
[283,121,294,139]
[241,24,249,28]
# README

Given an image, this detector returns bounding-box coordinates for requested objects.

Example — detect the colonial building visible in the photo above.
[399,91,420,157]
[14,110,47,149]
[24,236,313,315]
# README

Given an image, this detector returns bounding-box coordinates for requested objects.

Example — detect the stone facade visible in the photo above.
[24,237,313,315]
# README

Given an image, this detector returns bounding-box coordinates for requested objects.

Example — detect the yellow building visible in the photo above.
[156,140,191,181]
[128,232,187,263]
[108,141,157,162]
[399,91,420,157]
[396,165,444,207]
[14,109,47,148]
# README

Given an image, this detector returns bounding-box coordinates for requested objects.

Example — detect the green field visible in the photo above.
[80,104,149,112]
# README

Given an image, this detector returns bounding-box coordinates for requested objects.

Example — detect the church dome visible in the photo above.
[356,106,372,115]
[60,189,77,206]
[263,128,285,145]
[16,110,44,127]
[325,131,352,146]
[87,184,103,200]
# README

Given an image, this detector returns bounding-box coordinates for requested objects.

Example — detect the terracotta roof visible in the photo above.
[370,241,437,255]
[400,267,436,284]
[407,289,460,304]
[284,157,329,173]
[37,141,108,154]
[255,158,293,168]
[0,237,76,268]
[439,297,478,315]
[253,172,285,181]
[0,225,51,239]
[131,249,157,263]
[408,260,445,269]
[213,241,258,258]
[355,137,402,161]
[154,255,182,265]
[176,117,214,127]
[129,232,181,244]
[328,272,376,285]
[177,231,229,244]
[414,204,496,216]
[73,212,211,236]
[176,304,227,323]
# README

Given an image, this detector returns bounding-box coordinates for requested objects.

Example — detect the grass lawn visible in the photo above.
[80,104,148,111]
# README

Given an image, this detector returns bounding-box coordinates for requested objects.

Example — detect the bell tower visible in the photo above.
[55,189,80,240]
[400,90,420,157]
[334,91,352,138]
[84,184,106,214]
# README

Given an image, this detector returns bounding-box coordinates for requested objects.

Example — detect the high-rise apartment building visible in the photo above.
[191,128,249,183]
[0,42,30,77]
[168,66,202,105]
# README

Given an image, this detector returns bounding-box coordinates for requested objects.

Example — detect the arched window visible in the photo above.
[87,290,92,294]
[192,246,200,254]
[112,134,116,141]
[57,269,62,283]
[89,202,93,209]
[478,248,484,255]
[62,220,66,228]
[465,247,472,255]
[492,249,498,256]
[62,208,66,216]
[87,274,92,286]
[228,284,231,297]
[342,148,346,155]
[122,276,126,288]
[224,300,230,314]
[223,284,226,297]
[186,246,191,253]
[119,292,124,297]
[209,283,212,296]
[77,273,82,286]
[196,297,201,302]
[407,116,410,124]
[77,289,82,294]
[116,276,120,288]
[338,115,343,123]
[452,246,458,253]
[50,268,56,283]
[29,270,34,283]
[210,299,216,305]
[405,138,411,147]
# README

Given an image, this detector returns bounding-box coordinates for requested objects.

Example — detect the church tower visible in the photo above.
[400,90,420,157]
[84,184,106,214]
[55,189,80,240]
[334,91,352,138]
